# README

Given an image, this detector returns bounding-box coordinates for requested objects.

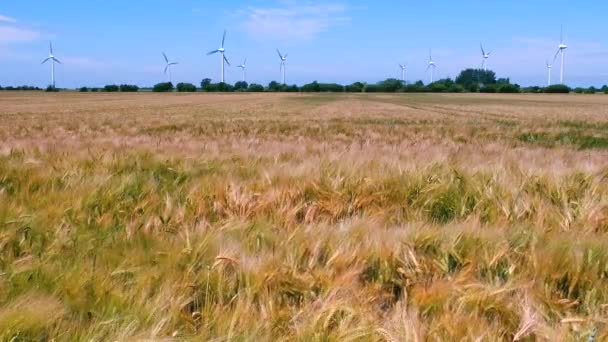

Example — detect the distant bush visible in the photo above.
[448,84,465,93]
[176,83,197,92]
[153,82,174,92]
[301,81,344,92]
[584,87,596,94]
[79,87,89,92]
[267,81,281,92]
[544,84,570,93]
[104,85,119,92]
[281,84,299,92]
[522,86,543,93]
[497,84,521,93]
[90,88,100,92]
[428,82,448,93]
[480,85,497,93]
[363,84,380,93]
[377,78,403,92]
[200,78,213,91]
[217,82,234,92]
[234,81,248,91]
[602,85,608,93]
[119,84,139,92]
[248,83,264,92]
[0,85,42,91]
[345,82,364,92]
[301,81,321,92]
[573,87,585,94]
[45,86,59,92]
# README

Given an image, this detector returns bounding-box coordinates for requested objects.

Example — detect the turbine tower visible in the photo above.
[426,49,437,83]
[207,30,230,83]
[480,43,491,71]
[237,59,247,82]
[553,26,568,84]
[398,63,407,83]
[277,49,288,84]
[162,52,178,83]
[41,42,62,88]
[546,60,553,86]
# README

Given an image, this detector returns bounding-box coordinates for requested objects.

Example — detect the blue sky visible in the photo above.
[1,1,607,88]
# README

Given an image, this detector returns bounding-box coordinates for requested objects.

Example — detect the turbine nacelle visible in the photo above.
[558,44,568,50]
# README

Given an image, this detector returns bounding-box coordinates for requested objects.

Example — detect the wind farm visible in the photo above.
[2,2,608,341]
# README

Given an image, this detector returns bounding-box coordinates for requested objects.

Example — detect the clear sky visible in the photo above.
[1,1,607,88]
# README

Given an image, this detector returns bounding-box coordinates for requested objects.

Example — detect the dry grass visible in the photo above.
[1,92,608,340]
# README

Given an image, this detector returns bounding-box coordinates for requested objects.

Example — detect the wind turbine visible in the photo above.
[426,49,437,83]
[277,49,288,84]
[41,42,62,88]
[553,26,568,84]
[480,43,491,71]
[207,30,230,83]
[162,52,178,83]
[398,63,407,83]
[546,60,553,86]
[237,58,247,82]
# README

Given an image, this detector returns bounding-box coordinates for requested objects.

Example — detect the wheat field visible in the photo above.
[1,92,608,341]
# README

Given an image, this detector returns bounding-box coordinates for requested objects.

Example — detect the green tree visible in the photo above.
[544,84,570,93]
[248,83,264,92]
[176,83,197,92]
[234,81,248,91]
[456,69,496,89]
[377,78,403,92]
[267,81,281,92]
[153,82,174,92]
[119,84,139,92]
[345,82,364,92]
[200,78,212,90]
[103,85,119,92]
[301,81,321,92]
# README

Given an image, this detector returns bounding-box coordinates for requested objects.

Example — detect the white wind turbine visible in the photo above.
[480,43,491,71]
[546,60,553,86]
[553,26,568,84]
[398,63,407,83]
[41,42,62,88]
[207,30,230,83]
[426,49,437,83]
[237,58,247,82]
[277,49,288,84]
[162,52,178,83]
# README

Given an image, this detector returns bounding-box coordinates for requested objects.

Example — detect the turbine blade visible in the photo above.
[41,57,51,64]
[53,57,62,64]
[244,58,247,66]
[480,43,485,55]
[560,25,563,44]
[162,52,169,63]
[170,62,178,66]
[207,50,219,55]
[277,49,283,59]
[222,30,226,48]
[224,55,230,66]
[553,48,560,62]
[164,65,169,74]
[284,54,288,59]
[425,64,431,72]
[49,41,53,54]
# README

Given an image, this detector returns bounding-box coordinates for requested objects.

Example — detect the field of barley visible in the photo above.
[1,92,608,340]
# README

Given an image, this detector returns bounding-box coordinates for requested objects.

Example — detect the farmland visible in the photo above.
[1,92,608,340]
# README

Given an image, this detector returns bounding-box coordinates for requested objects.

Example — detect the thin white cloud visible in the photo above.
[0,14,17,23]
[238,2,350,41]
[0,25,41,43]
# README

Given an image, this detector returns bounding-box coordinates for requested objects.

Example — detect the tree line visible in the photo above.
[3,69,608,94]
